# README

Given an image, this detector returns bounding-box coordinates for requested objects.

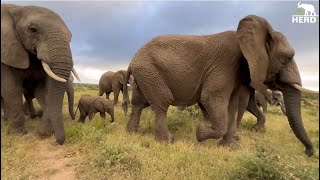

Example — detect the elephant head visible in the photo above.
[237,15,317,156]
[1,4,80,144]
[92,97,114,123]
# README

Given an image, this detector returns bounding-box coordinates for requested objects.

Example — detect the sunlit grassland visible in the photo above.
[1,84,319,179]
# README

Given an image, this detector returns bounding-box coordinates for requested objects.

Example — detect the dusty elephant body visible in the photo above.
[122,15,318,155]
[75,94,114,124]
[1,4,80,144]
[98,70,134,105]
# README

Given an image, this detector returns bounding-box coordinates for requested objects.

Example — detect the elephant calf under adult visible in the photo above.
[255,90,286,115]
[22,74,76,120]
[75,94,114,124]
[122,15,318,156]
[98,70,134,105]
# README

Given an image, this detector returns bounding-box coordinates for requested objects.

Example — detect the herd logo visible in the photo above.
[292,1,318,23]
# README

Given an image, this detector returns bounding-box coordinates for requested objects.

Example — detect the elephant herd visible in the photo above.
[1,4,318,156]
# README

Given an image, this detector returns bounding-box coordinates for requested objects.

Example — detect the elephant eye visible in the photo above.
[29,26,38,33]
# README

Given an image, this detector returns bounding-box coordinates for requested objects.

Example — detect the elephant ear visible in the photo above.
[94,98,105,112]
[1,4,29,69]
[236,15,273,96]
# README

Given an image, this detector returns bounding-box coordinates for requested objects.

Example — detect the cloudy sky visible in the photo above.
[3,0,319,90]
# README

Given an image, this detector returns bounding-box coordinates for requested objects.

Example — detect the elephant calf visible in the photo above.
[75,94,114,124]
[255,90,286,115]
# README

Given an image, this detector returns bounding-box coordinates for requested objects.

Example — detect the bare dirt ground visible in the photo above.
[33,139,79,180]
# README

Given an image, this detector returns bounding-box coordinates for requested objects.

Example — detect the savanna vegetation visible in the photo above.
[1,84,319,180]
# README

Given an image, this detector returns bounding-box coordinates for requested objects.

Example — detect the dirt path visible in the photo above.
[34,139,79,180]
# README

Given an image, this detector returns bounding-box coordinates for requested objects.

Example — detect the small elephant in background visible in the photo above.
[270,90,286,115]
[98,70,135,105]
[75,94,114,124]
[255,89,286,115]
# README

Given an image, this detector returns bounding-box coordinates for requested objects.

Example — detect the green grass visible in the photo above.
[1,84,319,179]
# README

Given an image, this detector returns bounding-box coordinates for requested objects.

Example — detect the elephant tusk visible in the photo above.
[291,84,319,94]
[41,61,67,83]
[71,67,81,82]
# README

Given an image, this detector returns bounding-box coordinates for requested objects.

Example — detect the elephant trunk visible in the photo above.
[38,37,73,145]
[282,84,314,156]
[46,78,68,144]
[66,79,75,120]
[122,65,132,116]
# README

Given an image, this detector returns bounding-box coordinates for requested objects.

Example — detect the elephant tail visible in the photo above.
[74,104,79,118]
[122,64,131,116]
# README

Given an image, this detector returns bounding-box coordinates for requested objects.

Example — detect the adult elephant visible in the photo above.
[98,70,134,105]
[1,4,80,144]
[122,15,318,156]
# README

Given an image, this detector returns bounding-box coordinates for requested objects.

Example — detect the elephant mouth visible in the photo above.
[41,61,80,82]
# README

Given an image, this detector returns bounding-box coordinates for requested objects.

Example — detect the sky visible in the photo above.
[2,0,319,90]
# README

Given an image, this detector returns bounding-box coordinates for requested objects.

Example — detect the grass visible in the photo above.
[1,84,319,180]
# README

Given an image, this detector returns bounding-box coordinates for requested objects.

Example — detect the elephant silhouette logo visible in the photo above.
[292,1,318,23]
[297,1,317,16]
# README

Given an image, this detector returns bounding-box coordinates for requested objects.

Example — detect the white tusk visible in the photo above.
[291,84,319,94]
[41,61,67,82]
[71,67,81,82]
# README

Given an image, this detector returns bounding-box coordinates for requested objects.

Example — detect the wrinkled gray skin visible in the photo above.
[75,94,114,124]
[22,75,75,120]
[1,4,74,144]
[122,15,317,156]
[98,70,134,105]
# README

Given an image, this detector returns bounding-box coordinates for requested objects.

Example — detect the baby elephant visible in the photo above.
[75,94,114,123]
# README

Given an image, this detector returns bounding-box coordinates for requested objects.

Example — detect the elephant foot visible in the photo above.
[127,124,139,133]
[30,114,37,119]
[37,110,43,118]
[218,138,240,150]
[252,124,266,132]
[7,126,28,135]
[38,121,54,137]
[155,132,174,143]
[196,123,213,142]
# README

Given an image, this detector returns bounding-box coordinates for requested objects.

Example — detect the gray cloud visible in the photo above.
[3,1,319,88]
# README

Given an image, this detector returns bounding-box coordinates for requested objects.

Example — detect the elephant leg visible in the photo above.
[2,100,9,121]
[1,72,27,134]
[77,106,87,123]
[153,105,174,142]
[113,86,120,105]
[88,113,94,121]
[196,84,231,142]
[218,90,240,149]
[198,103,209,121]
[98,89,104,96]
[23,101,30,115]
[99,111,107,127]
[127,87,149,132]
[34,85,46,119]
[105,93,110,100]
[261,101,268,113]
[247,94,266,131]
[100,112,106,120]
[25,96,37,119]
[236,86,252,129]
